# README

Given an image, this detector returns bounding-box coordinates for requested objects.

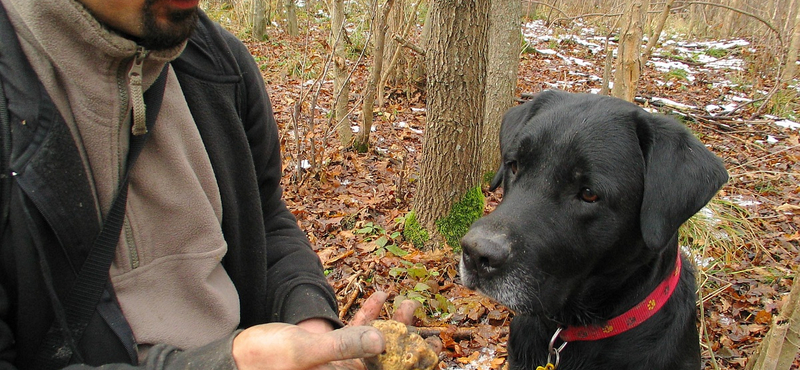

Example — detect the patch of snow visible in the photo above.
[351,125,359,133]
[767,135,779,144]
[301,160,311,170]
[725,195,761,208]
[446,348,499,370]
[536,48,558,55]
[696,54,718,64]
[681,246,714,269]
[651,97,698,110]
[775,119,800,130]
[705,58,744,71]
[411,107,426,113]
[558,54,593,67]
[731,96,752,103]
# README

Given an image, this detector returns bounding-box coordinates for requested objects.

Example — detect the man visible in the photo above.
[0,0,415,368]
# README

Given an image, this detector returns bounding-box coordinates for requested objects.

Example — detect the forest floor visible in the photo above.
[240,17,800,369]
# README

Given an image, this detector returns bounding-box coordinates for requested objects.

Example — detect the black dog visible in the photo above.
[460,90,728,369]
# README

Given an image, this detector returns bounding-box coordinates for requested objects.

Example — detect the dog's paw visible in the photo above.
[363,320,438,370]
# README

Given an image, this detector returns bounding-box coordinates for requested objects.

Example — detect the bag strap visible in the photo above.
[0,0,13,251]
[34,64,170,369]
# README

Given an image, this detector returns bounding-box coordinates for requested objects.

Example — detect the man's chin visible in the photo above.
[140,7,198,50]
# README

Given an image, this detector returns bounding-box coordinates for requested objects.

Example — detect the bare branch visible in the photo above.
[393,34,426,56]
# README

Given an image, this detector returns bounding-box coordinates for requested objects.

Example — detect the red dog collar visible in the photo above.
[559,253,683,342]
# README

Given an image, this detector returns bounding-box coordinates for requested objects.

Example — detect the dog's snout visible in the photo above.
[461,228,511,277]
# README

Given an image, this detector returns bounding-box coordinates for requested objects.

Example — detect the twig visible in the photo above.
[727,144,800,172]
[290,102,304,185]
[324,249,354,267]
[414,326,510,340]
[339,284,362,320]
[339,271,364,320]
[680,1,782,43]
[698,281,721,370]
[392,34,426,56]
[378,0,424,107]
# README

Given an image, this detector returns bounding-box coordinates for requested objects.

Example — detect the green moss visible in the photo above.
[482,171,496,185]
[402,210,429,249]
[435,186,485,252]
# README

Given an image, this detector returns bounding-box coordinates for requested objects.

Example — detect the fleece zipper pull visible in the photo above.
[128,46,149,136]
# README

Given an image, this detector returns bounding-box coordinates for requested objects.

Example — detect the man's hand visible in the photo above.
[232,292,422,370]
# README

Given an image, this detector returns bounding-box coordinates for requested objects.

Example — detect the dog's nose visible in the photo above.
[460,228,510,276]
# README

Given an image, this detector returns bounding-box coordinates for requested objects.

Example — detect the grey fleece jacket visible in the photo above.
[1,0,240,355]
[0,0,343,367]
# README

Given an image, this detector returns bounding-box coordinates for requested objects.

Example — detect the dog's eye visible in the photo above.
[580,188,599,203]
[508,161,518,175]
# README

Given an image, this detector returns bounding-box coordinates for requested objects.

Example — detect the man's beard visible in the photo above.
[138,2,199,50]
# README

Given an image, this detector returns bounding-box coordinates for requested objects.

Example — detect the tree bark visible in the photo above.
[781,7,800,84]
[414,0,489,243]
[251,0,268,40]
[330,0,352,146]
[481,0,521,177]
[745,273,800,370]
[286,0,299,37]
[641,0,674,65]
[382,0,407,88]
[354,0,395,152]
[723,0,742,37]
[612,0,647,102]
[379,0,424,107]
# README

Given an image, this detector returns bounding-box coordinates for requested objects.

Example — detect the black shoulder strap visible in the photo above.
[32,65,170,369]
[0,0,14,246]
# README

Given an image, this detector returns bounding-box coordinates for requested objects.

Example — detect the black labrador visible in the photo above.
[460,90,728,369]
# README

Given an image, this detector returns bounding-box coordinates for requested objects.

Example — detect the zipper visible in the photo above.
[128,46,149,136]
[121,46,150,269]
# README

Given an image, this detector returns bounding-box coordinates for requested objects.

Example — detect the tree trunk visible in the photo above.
[722,0,742,37]
[781,7,800,84]
[330,0,352,146]
[612,0,647,102]
[641,0,674,65]
[286,0,299,37]
[411,4,432,84]
[745,272,800,370]
[783,0,799,37]
[414,0,489,247]
[481,0,521,177]
[252,0,268,40]
[354,0,394,152]
[382,0,407,88]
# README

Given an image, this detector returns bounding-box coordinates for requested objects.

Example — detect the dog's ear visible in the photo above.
[489,163,504,191]
[491,90,569,191]
[636,111,729,250]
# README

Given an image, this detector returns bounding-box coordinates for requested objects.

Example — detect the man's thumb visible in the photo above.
[309,326,385,365]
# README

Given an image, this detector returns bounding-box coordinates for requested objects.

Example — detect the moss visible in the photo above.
[435,186,485,252]
[402,211,429,249]
[353,140,369,153]
[482,171,496,186]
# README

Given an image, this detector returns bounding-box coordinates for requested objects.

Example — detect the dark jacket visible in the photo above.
[0,8,339,369]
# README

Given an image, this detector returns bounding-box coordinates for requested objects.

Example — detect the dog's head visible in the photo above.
[460,90,728,323]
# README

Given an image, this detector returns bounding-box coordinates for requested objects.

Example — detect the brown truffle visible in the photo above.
[364,320,438,370]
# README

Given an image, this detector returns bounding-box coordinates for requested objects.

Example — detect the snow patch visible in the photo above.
[775,119,800,130]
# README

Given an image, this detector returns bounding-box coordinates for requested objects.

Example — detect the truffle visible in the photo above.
[364,320,438,370]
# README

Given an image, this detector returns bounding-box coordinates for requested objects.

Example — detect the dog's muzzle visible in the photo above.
[460,225,511,283]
